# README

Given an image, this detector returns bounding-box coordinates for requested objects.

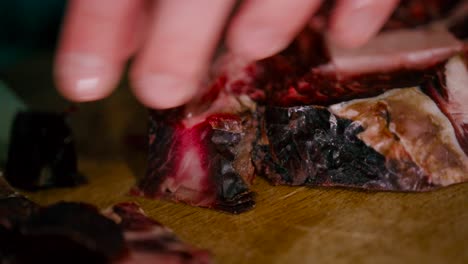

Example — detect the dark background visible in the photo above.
[0,0,65,72]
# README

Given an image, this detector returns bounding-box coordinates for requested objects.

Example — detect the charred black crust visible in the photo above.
[253,106,394,189]
[137,114,177,196]
[211,128,255,214]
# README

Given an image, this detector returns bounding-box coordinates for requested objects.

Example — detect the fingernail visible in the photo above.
[55,53,121,101]
[331,4,378,49]
[230,27,289,60]
[132,73,198,109]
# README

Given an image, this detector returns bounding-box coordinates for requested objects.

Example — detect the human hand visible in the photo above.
[54,0,398,109]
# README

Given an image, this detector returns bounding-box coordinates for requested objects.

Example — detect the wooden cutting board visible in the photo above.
[8,58,468,264]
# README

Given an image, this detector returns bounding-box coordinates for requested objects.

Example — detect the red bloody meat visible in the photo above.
[132,92,257,214]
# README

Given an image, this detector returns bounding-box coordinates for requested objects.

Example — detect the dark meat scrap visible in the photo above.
[106,202,212,264]
[0,196,39,262]
[3,202,126,264]
[5,111,84,191]
[0,196,39,229]
[133,89,257,214]
[0,176,39,231]
[0,199,211,263]
[0,176,38,258]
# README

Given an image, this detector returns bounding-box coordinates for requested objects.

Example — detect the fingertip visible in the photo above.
[329,0,399,49]
[128,0,232,109]
[130,72,199,109]
[227,0,322,60]
[54,0,143,102]
[328,13,377,49]
[54,53,122,102]
[328,30,370,50]
[227,25,291,61]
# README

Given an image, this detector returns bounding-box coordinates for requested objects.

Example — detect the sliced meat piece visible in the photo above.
[132,87,257,214]
[326,28,463,78]
[106,202,212,264]
[330,87,468,187]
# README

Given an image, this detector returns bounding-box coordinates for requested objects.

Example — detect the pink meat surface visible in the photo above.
[326,28,463,78]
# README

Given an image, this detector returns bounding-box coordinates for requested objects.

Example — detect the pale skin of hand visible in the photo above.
[54,0,399,109]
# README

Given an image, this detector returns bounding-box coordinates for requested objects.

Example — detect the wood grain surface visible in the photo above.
[7,57,468,264]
